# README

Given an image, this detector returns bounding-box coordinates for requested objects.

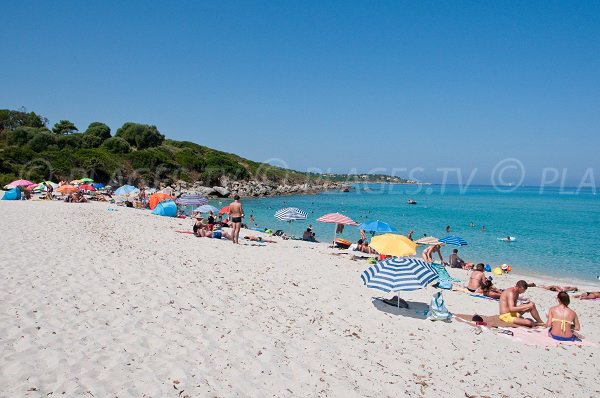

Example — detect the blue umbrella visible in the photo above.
[357,220,398,234]
[194,204,218,213]
[361,257,439,307]
[439,235,468,246]
[92,183,105,189]
[114,185,138,195]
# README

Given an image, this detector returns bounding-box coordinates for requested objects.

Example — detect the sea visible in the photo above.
[210,184,600,283]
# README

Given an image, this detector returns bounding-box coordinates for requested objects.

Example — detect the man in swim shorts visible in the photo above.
[229,195,243,244]
[499,280,544,327]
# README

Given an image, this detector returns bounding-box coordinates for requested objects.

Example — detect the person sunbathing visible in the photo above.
[466,263,487,292]
[357,239,377,254]
[199,229,232,240]
[498,280,544,327]
[244,236,277,243]
[476,279,502,299]
[575,292,600,300]
[546,292,581,341]
[539,285,578,293]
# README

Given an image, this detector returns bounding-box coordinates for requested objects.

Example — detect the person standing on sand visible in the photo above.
[229,195,243,244]
[498,280,544,327]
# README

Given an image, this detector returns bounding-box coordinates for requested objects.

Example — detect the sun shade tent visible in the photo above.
[1,187,21,200]
[149,192,173,209]
[151,200,177,217]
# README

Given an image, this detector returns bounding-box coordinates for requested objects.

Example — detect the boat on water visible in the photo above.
[407,199,417,205]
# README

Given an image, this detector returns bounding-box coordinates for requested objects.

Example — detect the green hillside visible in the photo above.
[0,109,313,188]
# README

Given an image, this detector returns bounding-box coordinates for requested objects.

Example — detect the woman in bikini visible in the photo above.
[466,263,487,292]
[575,291,600,300]
[476,279,502,299]
[546,291,581,342]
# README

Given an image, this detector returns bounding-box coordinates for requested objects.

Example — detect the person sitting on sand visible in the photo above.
[193,216,207,236]
[422,244,446,265]
[466,263,487,292]
[43,182,53,200]
[449,248,472,269]
[302,228,315,242]
[575,291,600,300]
[477,279,502,299]
[499,280,544,327]
[72,191,87,203]
[546,292,581,341]
[356,239,377,254]
[539,285,578,293]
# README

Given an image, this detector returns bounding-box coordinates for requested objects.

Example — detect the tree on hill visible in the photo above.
[115,122,165,149]
[52,120,78,135]
[84,122,111,141]
[0,109,48,130]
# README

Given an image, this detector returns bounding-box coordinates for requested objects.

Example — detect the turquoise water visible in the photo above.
[212,184,600,282]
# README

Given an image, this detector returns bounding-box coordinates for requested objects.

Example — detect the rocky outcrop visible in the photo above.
[166,179,348,199]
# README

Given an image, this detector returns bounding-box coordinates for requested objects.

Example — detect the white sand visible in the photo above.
[1,200,599,397]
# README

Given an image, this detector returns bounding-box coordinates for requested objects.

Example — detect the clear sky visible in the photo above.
[2,1,599,186]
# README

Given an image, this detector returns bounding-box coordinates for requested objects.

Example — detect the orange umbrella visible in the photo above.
[149,192,173,209]
[56,185,79,194]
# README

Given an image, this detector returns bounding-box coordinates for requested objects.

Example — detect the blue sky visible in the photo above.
[2,1,599,185]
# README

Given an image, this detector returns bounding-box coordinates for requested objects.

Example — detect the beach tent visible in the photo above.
[151,200,177,217]
[1,187,21,200]
[149,192,173,209]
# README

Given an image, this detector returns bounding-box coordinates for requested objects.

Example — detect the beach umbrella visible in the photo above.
[92,183,105,189]
[5,179,34,188]
[275,207,308,236]
[414,236,445,246]
[361,257,439,307]
[81,178,94,183]
[218,205,231,215]
[275,207,307,221]
[317,212,359,245]
[194,204,219,213]
[357,220,398,234]
[114,185,138,195]
[25,184,39,191]
[56,185,79,194]
[439,235,468,246]
[176,194,208,206]
[70,179,83,185]
[369,234,417,257]
[79,184,96,191]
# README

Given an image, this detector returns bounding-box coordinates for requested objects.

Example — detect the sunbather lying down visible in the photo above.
[575,292,600,300]
[539,285,578,292]
[244,236,277,243]
[198,229,232,240]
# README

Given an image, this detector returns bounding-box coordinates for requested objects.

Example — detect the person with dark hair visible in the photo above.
[302,228,315,242]
[498,280,544,327]
[477,279,502,299]
[546,292,581,341]
[466,263,486,292]
[229,195,243,244]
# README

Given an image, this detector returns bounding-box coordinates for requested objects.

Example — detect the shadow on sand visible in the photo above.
[371,298,430,320]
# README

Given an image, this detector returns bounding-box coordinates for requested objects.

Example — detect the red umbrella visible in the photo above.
[218,205,231,215]
[317,212,359,246]
[79,184,96,191]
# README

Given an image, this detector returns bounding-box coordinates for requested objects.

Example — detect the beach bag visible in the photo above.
[437,280,452,290]
[427,292,452,322]
[484,264,492,272]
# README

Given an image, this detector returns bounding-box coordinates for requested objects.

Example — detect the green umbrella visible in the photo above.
[81,178,94,182]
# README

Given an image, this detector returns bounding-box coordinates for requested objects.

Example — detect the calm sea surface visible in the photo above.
[210,184,600,282]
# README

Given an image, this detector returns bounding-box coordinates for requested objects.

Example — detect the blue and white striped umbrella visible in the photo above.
[176,194,208,206]
[274,207,307,221]
[361,257,439,293]
[194,204,219,213]
[438,235,468,246]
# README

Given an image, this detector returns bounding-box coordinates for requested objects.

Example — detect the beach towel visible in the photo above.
[501,327,594,347]
[469,293,499,301]
[430,263,461,289]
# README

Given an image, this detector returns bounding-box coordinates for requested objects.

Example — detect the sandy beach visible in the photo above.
[1,200,599,398]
